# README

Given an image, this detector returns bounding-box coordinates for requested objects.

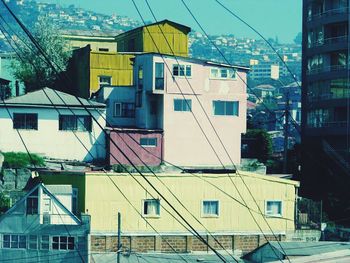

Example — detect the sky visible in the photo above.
[41,0,302,43]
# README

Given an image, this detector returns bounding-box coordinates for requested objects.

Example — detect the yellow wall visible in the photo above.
[116,22,189,57]
[84,172,298,235]
[62,35,118,52]
[89,52,134,94]
[143,23,189,57]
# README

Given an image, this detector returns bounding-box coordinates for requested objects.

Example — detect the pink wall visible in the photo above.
[108,130,163,166]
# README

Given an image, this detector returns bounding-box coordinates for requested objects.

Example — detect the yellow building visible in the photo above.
[40,170,299,254]
[66,20,191,98]
[115,19,190,56]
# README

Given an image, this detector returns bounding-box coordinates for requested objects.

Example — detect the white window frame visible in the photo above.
[213,100,239,116]
[265,200,283,217]
[140,138,157,147]
[174,98,192,112]
[98,75,112,88]
[172,64,192,77]
[201,200,220,218]
[142,199,161,218]
[210,67,236,80]
[2,234,27,249]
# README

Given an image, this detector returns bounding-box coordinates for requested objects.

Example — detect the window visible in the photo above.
[210,67,236,79]
[13,113,38,130]
[143,199,160,217]
[98,76,111,88]
[174,99,192,112]
[41,235,49,250]
[29,235,38,249]
[202,200,219,217]
[26,189,38,215]
[140,138,157,147]
[52,236,75,251]
[59,115,92,132]
[213,101,239,116]
[72,188,78,215]
[266,201,282,217]
[98,48,109,52]
[155,62,164,90]
[3,235,27,249]
[114,102,135,118]
[173,64,192,77]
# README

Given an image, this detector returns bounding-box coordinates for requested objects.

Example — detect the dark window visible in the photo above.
[173,64,191,77]
[114,102,135,118]
[41,236,49,250]
[98,76,111,88]
[52,236,75,251]
[4,235,27,249]
[13,113,38,130]
[98,48,109,52]
[59,115,92,132]
[174,99,192,112]
[140,138,157,147]
[26,189,38,215]
[213,101,239,116]
[143,199,160,216]
[155,62,164,90]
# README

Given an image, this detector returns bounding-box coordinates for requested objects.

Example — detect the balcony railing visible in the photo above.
[308,91,350,102]
[307,64,348,75]
[309,35,348,48]
[307,7,349,22]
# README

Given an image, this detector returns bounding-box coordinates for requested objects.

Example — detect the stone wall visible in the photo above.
[90,234,285,255]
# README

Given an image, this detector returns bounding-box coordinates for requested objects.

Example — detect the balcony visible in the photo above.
[306,64,348,75]
[307,7,349,22]
[309,35,348,48]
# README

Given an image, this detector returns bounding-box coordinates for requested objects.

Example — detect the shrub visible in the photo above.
[2,152,45,169]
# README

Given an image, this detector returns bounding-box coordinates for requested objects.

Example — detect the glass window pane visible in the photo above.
[226,102,234,115]
[173,65,179,76]
[213,101,225,115]
[186,65,191,76]
[179,65,185,76]
[3,235,10,248]
[174,99,182,111]
[155,63,164,78]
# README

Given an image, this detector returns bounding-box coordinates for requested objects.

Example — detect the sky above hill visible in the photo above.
[40,0,302,43]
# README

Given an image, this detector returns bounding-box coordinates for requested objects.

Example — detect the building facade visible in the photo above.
[0,183,90,263]
[0,88,106,162]
[40,170,299,255]
[301,0,350,216]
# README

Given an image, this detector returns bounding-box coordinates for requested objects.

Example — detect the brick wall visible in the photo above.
[90,234,285,254]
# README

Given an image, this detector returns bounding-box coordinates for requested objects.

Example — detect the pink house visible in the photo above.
[98,53,249,167]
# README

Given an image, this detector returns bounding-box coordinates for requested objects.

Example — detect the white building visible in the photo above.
[0,183,90,262]
[0,88,106,162]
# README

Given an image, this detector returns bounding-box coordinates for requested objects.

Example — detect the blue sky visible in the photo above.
[42,0,302,43]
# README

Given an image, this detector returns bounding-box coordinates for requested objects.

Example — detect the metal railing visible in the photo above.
[307,7,349,22]
[309,35,348,48]
[307,64,348,75]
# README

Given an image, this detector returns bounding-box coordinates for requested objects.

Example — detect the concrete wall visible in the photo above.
[0,107,106,162]
[134,54,247,167]
[108,130,163,166]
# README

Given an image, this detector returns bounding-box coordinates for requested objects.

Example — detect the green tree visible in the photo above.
[243,129,273,163]
[11,17,71,93]
[0,193,10,214]
[2,152,44,168]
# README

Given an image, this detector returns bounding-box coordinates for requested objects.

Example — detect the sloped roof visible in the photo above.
[0,87,105,109]
[115,19,191,39]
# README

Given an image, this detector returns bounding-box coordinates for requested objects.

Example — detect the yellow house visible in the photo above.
[40,170,299,254]
[65,20,191,98]
[115,19,190,57]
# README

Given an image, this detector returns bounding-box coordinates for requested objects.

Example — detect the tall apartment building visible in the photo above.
[301,0,349,216]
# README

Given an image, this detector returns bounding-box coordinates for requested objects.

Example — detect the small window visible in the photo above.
[59,115,92,132]
[266,201,282,217]
[29,235,38,249]
[4,235,27,249]
[52,236,75,251]
[220,69,228,78]
[140,138,157,147]
[174,99,192,112]
[213,101,239,116]
[41,235,49,250]
[98,48,109,52]
[114,102,135,118]
[26,189,38,215]
[202,200,219,217]
[143,199,160,217]
[13,113,38,130]
[210,68,219,78]
[210,67,236,79]
[98,76,111,88]
[173,64,191,77]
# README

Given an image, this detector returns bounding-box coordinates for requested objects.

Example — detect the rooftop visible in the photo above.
[0,87,105,109]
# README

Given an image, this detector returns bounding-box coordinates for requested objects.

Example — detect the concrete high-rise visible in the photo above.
[301,0,350,218]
